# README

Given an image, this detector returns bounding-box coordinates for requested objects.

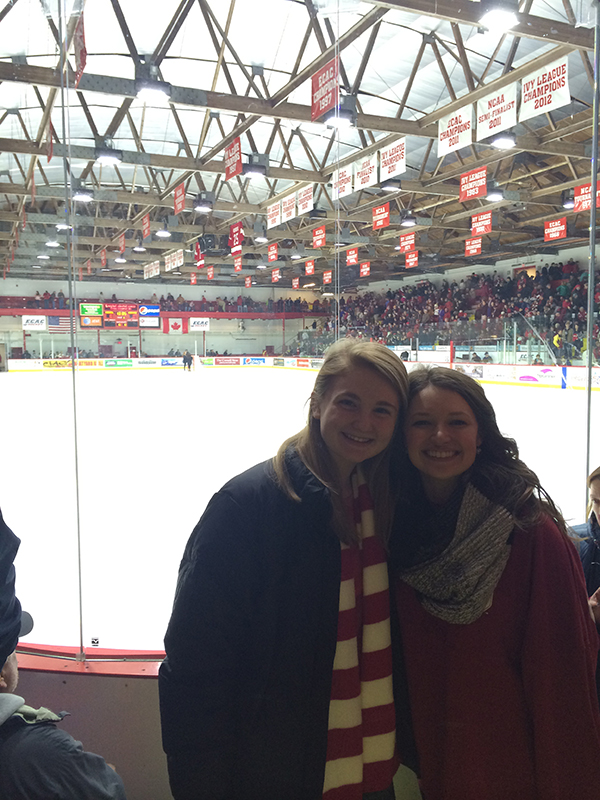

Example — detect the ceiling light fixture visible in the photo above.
[95,137,123,166]
[400,211,417,227]
[303,282,316,288]
[486,180,504,202]
[478,0,519,33]
[45,240,60,248]
[562,188,575,210]
[133,234,146,252]
[155,220,171,238]
[72,177,93,203]
[135,61,172,103]
[490,130,517,150]
[254,222,268,244]
[380,178,402,193]
[37,254,50,260]
[243,153,269,179]
[257,264,267,269]
[194,191,215,213]
[323,94,357,128]
[31,265,41,269]
[55,222,72,231]
[115,257,127,264]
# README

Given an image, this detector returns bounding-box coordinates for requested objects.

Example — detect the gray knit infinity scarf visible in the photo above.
[399,483,514,624]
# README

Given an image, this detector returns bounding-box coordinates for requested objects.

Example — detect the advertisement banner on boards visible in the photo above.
[437,105,472,157]
[459,167,487,202]
[332,166,353,198]
[476,83,517,141]
[311,56,338,122]
[297,185,314,215]
[80,303,103,317]
[139,317,160,328]
[190,318,210,331]
[544,217,567,241]
[379,139,406,180]
[519,56,569,122]
[225,137,242,181]
[22,316,47,331]
[267,201,282,229]
[80,316,102,327]
[354,155,378,190]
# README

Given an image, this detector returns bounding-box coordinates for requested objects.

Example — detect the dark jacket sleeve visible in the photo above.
[0,722,127,799]
[159,487,265,800]
[0,509,21,668]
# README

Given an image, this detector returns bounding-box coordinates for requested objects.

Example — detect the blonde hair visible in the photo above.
[272,340,408,544]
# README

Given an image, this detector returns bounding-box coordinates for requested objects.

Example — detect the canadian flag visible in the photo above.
[169,318,183,335]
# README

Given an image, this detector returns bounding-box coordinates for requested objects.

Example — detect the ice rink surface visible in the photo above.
[1,364,600,650]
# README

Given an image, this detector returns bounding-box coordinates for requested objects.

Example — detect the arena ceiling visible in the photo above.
[0,0,597,290]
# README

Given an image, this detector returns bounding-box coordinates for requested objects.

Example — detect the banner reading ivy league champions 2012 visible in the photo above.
[519,56,569,122]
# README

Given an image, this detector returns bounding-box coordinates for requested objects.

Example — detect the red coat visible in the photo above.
[396,517,600,800]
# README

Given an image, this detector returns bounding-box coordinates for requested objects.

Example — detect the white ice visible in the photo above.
[1,366,599,651]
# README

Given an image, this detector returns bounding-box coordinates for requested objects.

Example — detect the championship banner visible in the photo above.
[438,105,472,157]
[174,182,186,215]
[354,155,378,190]
[379,139,406,180]
[519,56,569,122]
[332,166,353,198]
[297,185,314,215]
[143,261,160,279]
[207,266,214,280]
[359,262,370,277]
[225,137,242,181]
[281,194,296,222]
[73,13,87,88]
[574,183,600,213]
[245,276,252,288]
[313,226,326,248]
[118,233,126,253]
[459,167,487,203]
[292,277,299,289]
[305,260,315,275]
[86,259,92,275]
[544,217,567,241]
[311,56,338,122]
[465,237,482,256]
[267,201,281,230]
[323,270,332,284]
[100,248,107,267]
[234,256,242,272]
[406,251,419,269]
[476,83,517,142]
[471,211,492,236]
[229,222,244,255]
[373,203,390,230]
[399,232,416,253]
[347,247,358,265]
[142,213,151,239]
[268,243,278,262]
[194,242,204,267]
[272,268,281,283]
[190,273,197,285]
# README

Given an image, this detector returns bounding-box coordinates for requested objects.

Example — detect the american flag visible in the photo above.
[47,315,77,334]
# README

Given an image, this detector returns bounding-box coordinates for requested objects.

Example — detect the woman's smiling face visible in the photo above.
[405,385,481,503]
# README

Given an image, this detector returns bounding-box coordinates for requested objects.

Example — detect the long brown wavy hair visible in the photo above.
[272,339,408,544]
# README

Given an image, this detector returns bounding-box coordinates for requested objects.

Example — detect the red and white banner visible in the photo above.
[194,242,204,267]
[79,266,83,281]
[313,226,326,248]
[272,268,281,283]
[118,233,126,253]
[311,56,339,122]
[373,203,390,230]
[168,318,182,335]
[86,259,91,275]
[165,249,184,272]
[305,260,315,275]
[459,167,487,203]
[142,213,151,239]
[297,185,313,215]
[143,260,160,280]
[207,265,214,280]
[323,270,332,284]
[406,251,419,269]
[245,276,252,288]
[267,201,281,230]
[471,211,492,236]
[476,83,517,142]
[399,232,416,253]
[281,194,296,222]
[229,222,244,255]
[379,139,406,180]
[190,273,197,285]
[574,183,600,213]
[73,14,87,88]
[332,166,353,198]
[174,182,186,214]
[520,56,569,123]
[544,217,567,241]
[225,137,242,181]
[465,237,482,257]
[22,211,26,231]
[438,105,472,157]
[234,256,242,272]
[292,277,299,289]
[346,247,358,265]
[268,243,278,262]
[100,248,107,267]
[359,262,370,277]
[354,155,378,190]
